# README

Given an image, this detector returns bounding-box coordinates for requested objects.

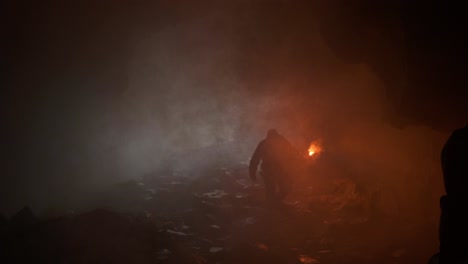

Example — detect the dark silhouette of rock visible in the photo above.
[10,206,37,230]
[0,213,6,229]
[2,208,163,264]
[318,1,468,131]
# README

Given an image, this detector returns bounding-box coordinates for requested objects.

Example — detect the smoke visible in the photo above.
[1,0,453,224]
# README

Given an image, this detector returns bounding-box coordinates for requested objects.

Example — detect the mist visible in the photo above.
[1,0,462,234]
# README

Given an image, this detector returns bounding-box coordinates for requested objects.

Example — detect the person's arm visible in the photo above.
[249,141,264,182]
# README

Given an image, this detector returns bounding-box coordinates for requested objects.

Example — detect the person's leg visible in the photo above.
[275,171,295,201]
[262,174,277,202]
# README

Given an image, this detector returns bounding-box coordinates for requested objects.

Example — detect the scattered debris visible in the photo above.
[209,247,223,253]
[166,230,191,236]
[255,242,269,251]
[1,158,436,264]
[235,193,247,198]
[139,210,151,218]
[201,238,214,244]
[201,190,229,199]
[241,217,257,225]
[157,249,171,260]
[192,253,208,264]
[298,254,320,264]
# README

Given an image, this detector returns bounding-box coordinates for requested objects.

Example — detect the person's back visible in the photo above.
[249,129,295,203]
[261,132,293,173]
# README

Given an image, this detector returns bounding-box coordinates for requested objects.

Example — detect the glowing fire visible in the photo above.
[307,142,321,157]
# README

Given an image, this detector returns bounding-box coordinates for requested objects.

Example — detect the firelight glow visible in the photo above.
[307,143,321,157]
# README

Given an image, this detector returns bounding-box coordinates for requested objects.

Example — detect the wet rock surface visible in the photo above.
[1,163,437,263]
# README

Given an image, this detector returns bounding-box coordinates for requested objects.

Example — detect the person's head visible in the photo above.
[266,129,279,139]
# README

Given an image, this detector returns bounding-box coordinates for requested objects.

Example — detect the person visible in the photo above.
[438,124,468,263]
[249,129,295,205]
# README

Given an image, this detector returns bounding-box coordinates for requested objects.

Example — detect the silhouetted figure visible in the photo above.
[249,129,295,205]
[439,124,468,263]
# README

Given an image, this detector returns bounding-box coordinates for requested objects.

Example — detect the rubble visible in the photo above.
[198,190,229,199]
[157,249,171,260]
[1,160,437,263]
[255,242,269,251]
[166,230,192,236]
[298,254,320,263]
[209,247,223,253]
[10,206,38,229]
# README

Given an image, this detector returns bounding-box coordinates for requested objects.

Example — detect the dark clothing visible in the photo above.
[441,125,468,202]
[439,124,468,264]
[439,195,468,263]
[249,132,294,202]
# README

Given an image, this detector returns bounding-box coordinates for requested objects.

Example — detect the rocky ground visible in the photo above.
[0,161,438,264]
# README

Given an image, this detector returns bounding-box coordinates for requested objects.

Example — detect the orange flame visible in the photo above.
[307,142,321,157]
